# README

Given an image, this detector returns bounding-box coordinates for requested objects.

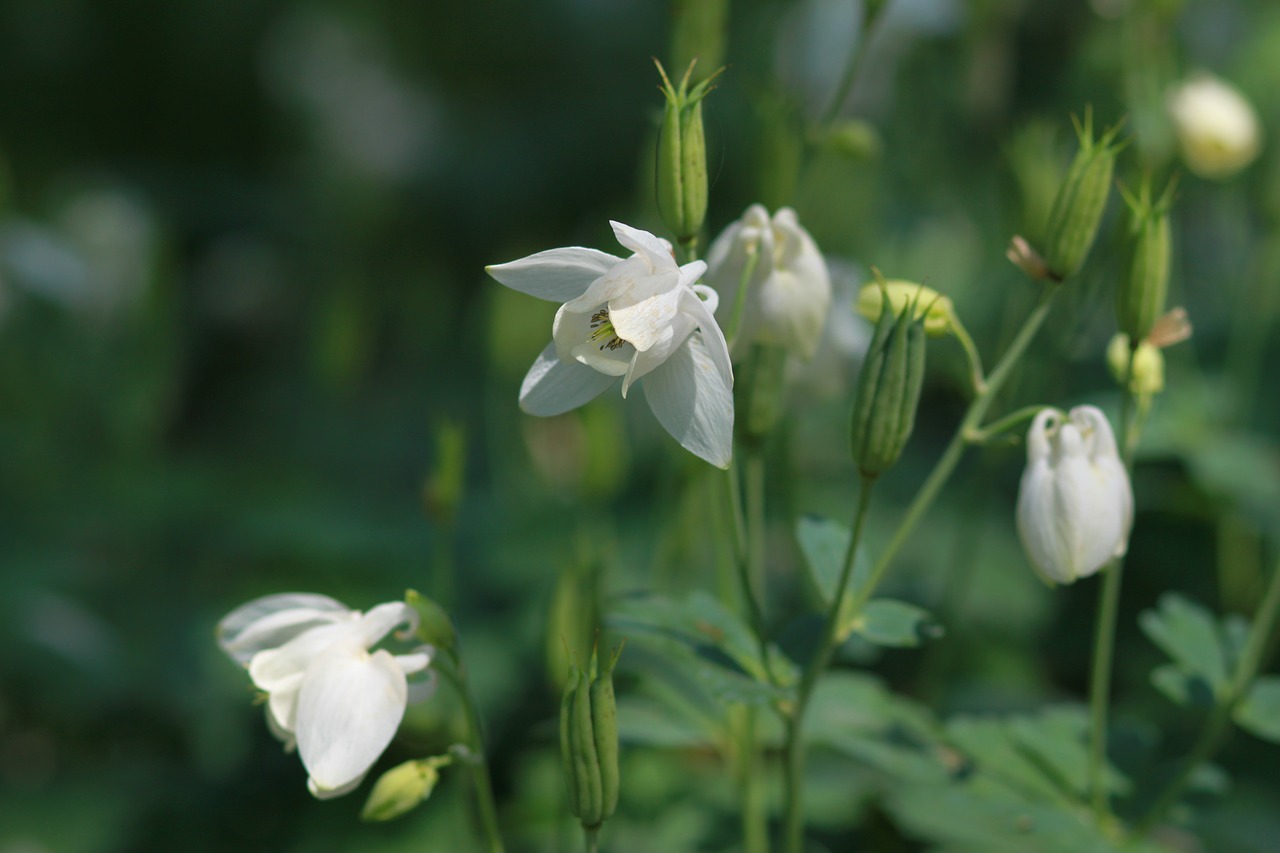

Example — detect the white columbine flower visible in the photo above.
[486,221,734,468]
[1166,74,1262,180]
[704,204,831,359]
[1016,406,1134,585]
[217,593,436,799]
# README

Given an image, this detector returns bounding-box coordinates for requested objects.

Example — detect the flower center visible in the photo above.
[588,308,626,352]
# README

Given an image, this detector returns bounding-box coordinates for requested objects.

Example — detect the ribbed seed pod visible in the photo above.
[558,647,623,830]
[655,60,721,244]
[850,296,928,478]
[1116,178,1174,342]
[1042,112,1124,281]
[590,656,620,819]
[559,667,581,818]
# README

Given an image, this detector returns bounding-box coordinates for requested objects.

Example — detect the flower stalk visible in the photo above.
[438,647,506,853]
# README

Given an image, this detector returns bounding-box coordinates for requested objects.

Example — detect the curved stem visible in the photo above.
[441,650,506,853]
[783,478,876,853]
[864,288,1057,586]
[725,463,773,678]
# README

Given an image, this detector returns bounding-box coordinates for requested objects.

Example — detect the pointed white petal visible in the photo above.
[610,221,677,271]
[621,316,691,397]
[353,602,417,649]
[519,342,617,415]
[642,333,734,468]
[562,255,649,312]
[296,646,408,798]
[486,248,620,302]
[309,771,369,800]
[217,594,355,666]
[679,286,733,388]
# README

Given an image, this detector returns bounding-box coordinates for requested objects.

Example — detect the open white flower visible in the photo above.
[487,221,734,468]
[1166,74,1261,180]
[217,593,436,799]
[704,204,831,359]
[1016,406,1134,585]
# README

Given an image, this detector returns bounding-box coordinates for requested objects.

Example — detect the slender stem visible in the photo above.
[725,247,761,350]
[783,478,876,853]
[746,449,768,604]
[951,318,987,396]
[441,650,506,853]
[1133,553,1280,836]
[863,288,1058,587]
[584,825,600,853]
[724,464,773,677]
[741,448,772,852]
[964,405,1046,444]
[1087,345,1139,823]
[815,0,890,133]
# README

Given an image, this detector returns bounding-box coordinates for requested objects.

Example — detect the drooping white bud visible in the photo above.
[1016,406,1133,585]
[1166,74,1261,180]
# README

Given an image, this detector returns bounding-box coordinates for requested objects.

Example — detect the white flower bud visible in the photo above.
[1016,406,1133,585]
[705,204,831,359]
[1166,74,1261,180]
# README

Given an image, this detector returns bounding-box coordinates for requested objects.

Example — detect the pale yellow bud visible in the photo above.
[856,280,955,338]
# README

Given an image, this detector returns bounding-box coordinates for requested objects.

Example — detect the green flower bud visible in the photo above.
[361,756,449,822]
[823,120,883,162]
[1042,111,1124,281]
[856,280,955,338]
[1107,333,1164,397]
[404,589,456,650]
[656,60,721,245]
[1116,177,1175,342]
[559,646,623,830]
[849,292,927,478]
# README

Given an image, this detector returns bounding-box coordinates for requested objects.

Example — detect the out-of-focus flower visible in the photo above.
[705,205,831,358]
[1107,334,1164,398]
[1016,407,1133,585]
[787,258,871,399]
[217,593,436,799]
[487,221,733,468]
[855,279,955,337]
[1166,74,1261,180]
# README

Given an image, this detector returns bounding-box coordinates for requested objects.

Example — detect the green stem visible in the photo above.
[951,318,987,396]
[741,448,772,852]
[584,825,600,853]
[725,247,761,351]
[746,449,768,607]
[1087,345,1139,824]
[783,477,876,853]
[441,650,506,853]
[1133,553,1280,836]
[863,287,1057,587]
[964,405,1047,444]
[725,463,773,678]
[815,0,890,133]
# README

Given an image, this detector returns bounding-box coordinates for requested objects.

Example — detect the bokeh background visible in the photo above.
[2,0,1279,850]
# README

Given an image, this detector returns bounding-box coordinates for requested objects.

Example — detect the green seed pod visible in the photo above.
[1042,111,1124,281]
[849,290,928,478]
[571,665,604,827]
[590,652,620,821]
[1116,177,1174,342]
[655,60,721,244]
[559,666,581,818]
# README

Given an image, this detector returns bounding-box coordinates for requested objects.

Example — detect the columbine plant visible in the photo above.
[487,220,734,468]
[217,593,436,798]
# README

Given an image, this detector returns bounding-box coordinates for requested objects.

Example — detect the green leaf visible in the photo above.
[1150,663,1217,709]
[796,515,872,606]
[609,591,795,685]
[847,599,943,647]
[1234,675,1280,743]
[1139,593,1231,700]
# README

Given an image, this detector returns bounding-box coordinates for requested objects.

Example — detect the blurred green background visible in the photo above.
[2,0,1279,850]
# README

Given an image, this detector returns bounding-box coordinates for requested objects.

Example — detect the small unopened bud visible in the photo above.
[1117,177,1175,341]
[655,59,721,245]
[823,120,883,161]
[849,292,927,478]
[404,589,456,650]
[361,757,448,822]
[1043,111,1124,281]
[560,645,623,829]
[855,279,955,338]
[1006,235,1051,281]
[1107,334,1165,397]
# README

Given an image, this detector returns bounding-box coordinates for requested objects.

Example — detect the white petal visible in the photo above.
[296,646,408,798]
[353,602,417,648]
[610,285,683,352]
[621,315,692,397]
[679,286,734,388]
[248,621,363,693]
[217,593,354,666]
[562,255,650,313]
[642,332,734,468]
[610,221,678,271]
[519,342,617,415]
[486,247,621,302]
